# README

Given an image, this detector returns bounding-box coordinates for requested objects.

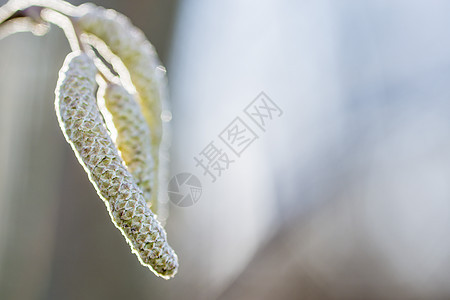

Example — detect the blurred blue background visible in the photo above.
[1,0,450,299]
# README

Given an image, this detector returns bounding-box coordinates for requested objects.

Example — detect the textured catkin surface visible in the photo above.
[77,4,164,156]
[103,83,155,210]
[77,4,170,212]
[55,52,178,278]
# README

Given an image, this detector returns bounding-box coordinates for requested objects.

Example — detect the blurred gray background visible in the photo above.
[1,0,450,299]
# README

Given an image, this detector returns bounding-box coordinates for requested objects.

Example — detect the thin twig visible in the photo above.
[0,1,116,84]
[1,6,42,24]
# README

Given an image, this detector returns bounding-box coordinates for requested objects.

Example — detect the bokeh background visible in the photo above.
[1,0,450,299]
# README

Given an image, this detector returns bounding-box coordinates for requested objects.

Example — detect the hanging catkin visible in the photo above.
[102,82,155,208]
[76,5,165,204]
[55,51,178,279]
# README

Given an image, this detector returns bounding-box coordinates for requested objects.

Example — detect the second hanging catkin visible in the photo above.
[55,52,178,278]
[102,82,155,209]
[76,4,170,212]
[76,4,164,155]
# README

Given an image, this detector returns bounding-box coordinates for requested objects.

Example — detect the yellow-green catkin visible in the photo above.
[102,82,156,210]
[55,52,178,279]
[76,4,164,155]
[76,4,171,212]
